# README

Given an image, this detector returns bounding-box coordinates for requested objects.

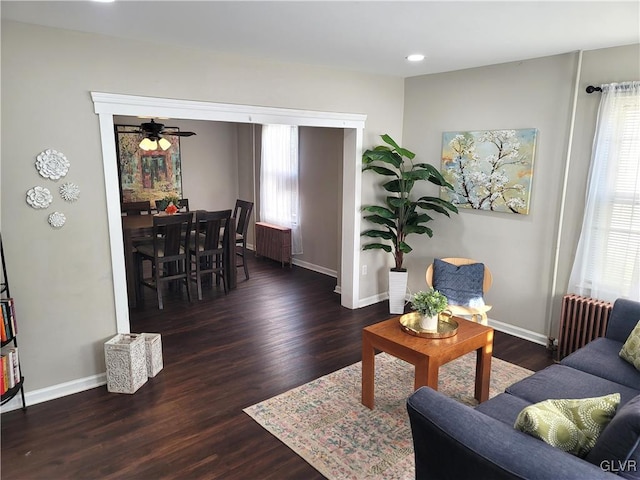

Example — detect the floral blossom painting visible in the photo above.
[440,128,537,214]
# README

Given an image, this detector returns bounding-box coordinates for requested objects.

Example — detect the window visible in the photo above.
[569,82,640,302]
[260,124,303,254]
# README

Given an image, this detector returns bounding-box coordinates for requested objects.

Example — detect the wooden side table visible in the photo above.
[361,316,494,409]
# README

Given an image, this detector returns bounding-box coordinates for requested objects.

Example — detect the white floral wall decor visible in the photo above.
[35,149,70,180]
[59,182,80,202]
[26,186,53,209]
[48,212,66,228]
[29,150,77,230]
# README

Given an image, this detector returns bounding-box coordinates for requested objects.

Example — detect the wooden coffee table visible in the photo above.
[361,316,494,409]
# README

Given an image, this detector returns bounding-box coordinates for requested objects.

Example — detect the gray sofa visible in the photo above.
[407,298,640,480]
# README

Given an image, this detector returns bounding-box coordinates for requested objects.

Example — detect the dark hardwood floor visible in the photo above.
[1,256,554,479]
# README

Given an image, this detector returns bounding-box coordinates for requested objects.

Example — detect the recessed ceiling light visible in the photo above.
[406,54,425,62]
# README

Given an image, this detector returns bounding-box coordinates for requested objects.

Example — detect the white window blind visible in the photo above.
[568,81,640,302]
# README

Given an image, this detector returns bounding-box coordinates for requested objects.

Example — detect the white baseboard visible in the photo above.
[289,258,340,293]
[291,258,337,278]
[1,373,106,414]
[359,292,416,310]
[250,244,338,279]
[488,318,548,346]
[358,292,389,308]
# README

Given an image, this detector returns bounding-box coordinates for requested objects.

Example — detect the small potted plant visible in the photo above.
[156,194,180,212]
[164,202,179,215]
[411,288,448,331]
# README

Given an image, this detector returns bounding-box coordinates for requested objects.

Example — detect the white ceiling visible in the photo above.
[2,1,639,78]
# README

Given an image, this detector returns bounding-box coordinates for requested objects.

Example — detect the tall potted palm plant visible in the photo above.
[362,134,458,313]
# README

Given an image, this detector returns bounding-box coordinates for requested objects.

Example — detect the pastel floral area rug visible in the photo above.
[244,352,533,480]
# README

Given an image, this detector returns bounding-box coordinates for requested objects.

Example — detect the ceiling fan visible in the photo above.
[135,119,196,151]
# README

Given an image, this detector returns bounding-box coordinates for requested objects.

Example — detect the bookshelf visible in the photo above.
[0,233,26,411]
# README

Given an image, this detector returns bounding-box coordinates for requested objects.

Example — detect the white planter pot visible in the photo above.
[419,314,438,331]
[388,270,408,314]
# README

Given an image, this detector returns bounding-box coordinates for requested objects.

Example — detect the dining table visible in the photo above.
[122,213,237,308]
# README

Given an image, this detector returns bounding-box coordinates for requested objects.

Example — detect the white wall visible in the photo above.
[402,45,639,340]
[176,119,239,212]
[1,20,404,395]
[297,127,343,275]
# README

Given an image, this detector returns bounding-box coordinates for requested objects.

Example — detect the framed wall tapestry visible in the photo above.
[440,128,537,214]
[115,124,183,207]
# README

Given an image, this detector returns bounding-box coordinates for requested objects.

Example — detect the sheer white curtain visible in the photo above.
[260,124,303,254]
[568,81,640,302]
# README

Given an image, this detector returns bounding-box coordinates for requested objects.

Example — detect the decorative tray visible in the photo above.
[399,312,459,339]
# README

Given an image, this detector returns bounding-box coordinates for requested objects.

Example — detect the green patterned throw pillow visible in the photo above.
[514,393,620,457]
[620,320,640,371]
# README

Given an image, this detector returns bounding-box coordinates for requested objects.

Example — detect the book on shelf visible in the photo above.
[6,349,14,388]
[1,354,7,394]
[0,305,6,342]
[0,302,10,341]
[0,347,20,393]
[0,298,16,339]
[7,347,19,386]
[8,298,16,336]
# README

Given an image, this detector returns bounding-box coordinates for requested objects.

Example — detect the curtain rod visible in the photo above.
[586,85,602,94]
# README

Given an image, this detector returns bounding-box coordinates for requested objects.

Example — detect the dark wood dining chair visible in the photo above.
[189,209,232,300]
[233,199,254,280]
[122,201,154,249]
[135,213,192,310]
[121,201,152,216]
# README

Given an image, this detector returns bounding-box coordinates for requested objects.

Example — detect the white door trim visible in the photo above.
[91,92,366,333]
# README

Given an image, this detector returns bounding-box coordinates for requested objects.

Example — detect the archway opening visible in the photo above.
[92,92,365,332]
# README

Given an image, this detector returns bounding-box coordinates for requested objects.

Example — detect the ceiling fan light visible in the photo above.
[158,137,172,150]
[139,137,157,151]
